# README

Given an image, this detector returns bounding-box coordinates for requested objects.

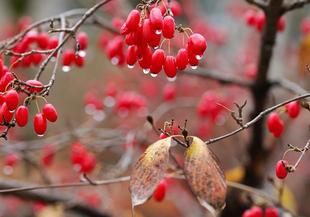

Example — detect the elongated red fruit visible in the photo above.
[5,89,19,112]
[43,103,58,122]
[164,56,177,78]
[162,16,175,39]
[34,113,47,136]
[15,105,29,127]
[150,7,163,33]
[176,48,189,70]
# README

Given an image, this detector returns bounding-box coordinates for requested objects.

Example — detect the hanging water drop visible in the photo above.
[127,64,135,69]
[37,134,44,137]
[143,68,150,74]
[191,65,198,70]
[195,55,203,60]
[104,96,115,107]
[150,73,158,78]
[155,30,162,35]
[78,50,87,57]
[167,76,177,82]
[62,65,71,72]
[111,57,119,65]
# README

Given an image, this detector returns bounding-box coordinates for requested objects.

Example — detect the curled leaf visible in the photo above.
[130,137,171,207]
[184,136,227,216]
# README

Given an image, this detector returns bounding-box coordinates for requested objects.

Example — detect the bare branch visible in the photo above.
[282,0,310,12]
[245,0,268,10]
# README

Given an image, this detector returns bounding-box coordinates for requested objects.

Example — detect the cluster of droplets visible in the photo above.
[267,101,301,138]
[61,32,88,72]
[244,9,285,32]
[70,141,97,174]
[242,206,280,217]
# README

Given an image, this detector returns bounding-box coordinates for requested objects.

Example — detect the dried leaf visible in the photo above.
[184,136,227,216]
[130,137,171,207]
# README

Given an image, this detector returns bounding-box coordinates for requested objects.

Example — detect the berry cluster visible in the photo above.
[70,141,97,174]
[244,9,285,32]
[62,32,88,72]
[267,101,301,138]
[119,1,207,79]
[242,206,279,217]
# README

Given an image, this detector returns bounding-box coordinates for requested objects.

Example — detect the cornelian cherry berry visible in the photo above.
[251,206,263,217]
[41,144,55,167]
[188,33,207,58]
[37,32,49,49]
[245,10,256,26]
[265,207,279,217]
[121,9,140,34]
[176,48,189,70]
[153,180,167,202]
[267,112,284,138]
[159,133,168,139]
[77,32,88,51]
[277,16,286,32]
[4,89,19,112]
[276,160,288,179]
[25,79,43,93]
[15,105,29,127]
[43,103,58,122]
[150,48,165,74]
[126,45,138,67]
[71,142,87,166]
[0,102,13,123]
[62,50,75,66]
[150,7,163,34]
[33,113,47,136]
[163,84,176,101]
[80,153,96,173]
[255,11,266,32]
[164,56,177,78]
[162,16,175,39]
[285,101,300,118]
[5,153,19,167]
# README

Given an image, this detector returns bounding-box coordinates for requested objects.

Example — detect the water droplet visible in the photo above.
[51,57,56,62]
[3,166,13,175]
[9,109,15,114]
[155,29,162,35]
[150,73,158,78]
[111,57,119,65]
[85,104,96,115]
[191,65,198,70]
[143,68,150,74]
[37,134,44,137]
[127,64,135,69]
[104,96,115,107]
[195,55,203,60]
[167,76,177,82]
[62,65,71,72]
[78,50,87,57]
[93,110,106,122]
[154,46,159,49]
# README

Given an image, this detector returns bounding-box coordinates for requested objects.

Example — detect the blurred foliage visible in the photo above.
[5,0,30,17]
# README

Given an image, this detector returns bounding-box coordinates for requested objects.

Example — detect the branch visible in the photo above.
[245,0,268,10]
[282,0,310,12]
[205,93,310,145]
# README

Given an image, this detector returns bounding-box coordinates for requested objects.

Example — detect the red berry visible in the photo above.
[41,144,55,167]
[267,112,284,138]
[164,56,177,78]
[285,101,300,118]
[5,153,19,167]
[80,152,96,173]
[153,180,167,202]
[245,10,256,26]
[170,0,182,16]
[251,206,263,217]
[277,16,285,32]
[5,89,19,112]
[163,84,176,101]
[162,16,175,39]
[138,46,153,70]
[62,50,75,66]
[15,105,29,127]
[32,53,43,65]
[255,11,266,32]
[0,59,4,78]
[188,33,207,56]
[126,45,138,67]
[77,32,88,50]
[25,80,43,93]
[37,32,49,49]
[0,72,14,92]
[150,7,163,33]
[74,55,85,67]
[71,142,87,166]
[34,113,47,136]
[0,102,13,123]
[265,207,279,217]
[43,103,58,122]
[121,9,140,34]
[159,133,168,139]
[276,160,288,179]
[150,49,166,74]
[176,48,189,70]
[242,210,252,217]
[48,37,59,49]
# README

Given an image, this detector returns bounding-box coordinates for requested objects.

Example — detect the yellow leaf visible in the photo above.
[36,205,64,217]
[225,166,245,182]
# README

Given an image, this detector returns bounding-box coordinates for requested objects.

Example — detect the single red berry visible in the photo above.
[121,9,140,34]
[33,113,47,136]
[277,16,285,32]
[71,142,87,166]
[43,103,58,122]
[188,33,207,57]
[242,210,252,217]
[164,56,177,78]
[150,48,166,74]
[162,16,175,39]
[37,32,49,49]
[15,105,29,127]
[5,89,19,112]
[250,206,263,217]
[48,37,59,49]
[32,53,43,65]
[125,33,138,45]
[159,133,168,139]
[150,7,163,33]
[176,48,189,70]
[153,180,167,202]
[25,80,43,93]
[255,11,266,32]
[77,32,88,50]
[0,59,4,78]
[0,72,14,92]
[285,101,300,118]
[163,84,176,101]
[138,46,153,70]
[0,102,13,123]
[80,152,96,173]
[126,45,138,67]
[5,153,19,167]
[170,0,182,16]
[245,10,256,26]
[74,55,85,67]
[41,144,55,167]
[62,50,75,66]
[276,160,288,179]
[267,112,284,138]
[265,207,279,217]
